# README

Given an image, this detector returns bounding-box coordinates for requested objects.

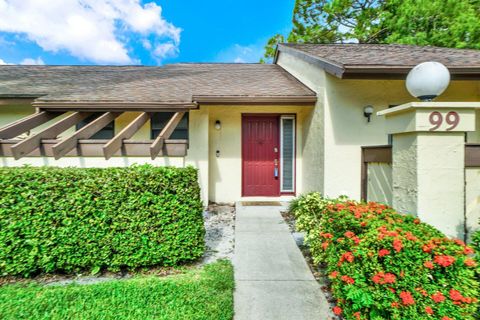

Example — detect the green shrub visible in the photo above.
[473,230,480,260]
[0,165,205,277]
[292,192,479,320]
[474,229,480,319]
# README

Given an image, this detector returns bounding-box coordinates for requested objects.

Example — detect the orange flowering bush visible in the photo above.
[473,230,480,319]
[292,193,479,320]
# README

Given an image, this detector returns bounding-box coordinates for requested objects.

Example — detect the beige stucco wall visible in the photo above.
[115,112,151,139]
[0,104,33,127]
[393,132,466,238]
[207,104,312,203]
[277,50,480,200]
[185,107,209,203]
[391,133,417,215]
[467,110,480,143]
[276,53,325,194]
[367,162,392,206]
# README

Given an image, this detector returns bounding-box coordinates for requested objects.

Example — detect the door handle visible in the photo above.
[274,159,279,178]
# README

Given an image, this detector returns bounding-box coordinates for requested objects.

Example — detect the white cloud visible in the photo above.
[0,56,44,64]
[153,42,177,60]
[20,57,45,65]
[0,57,13,65]
[142,39,152,50]
[0,0,181,64]
[216,43,265,63]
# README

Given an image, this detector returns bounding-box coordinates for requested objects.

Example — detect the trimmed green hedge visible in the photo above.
[292,193,479,320]
[0,165,205,277]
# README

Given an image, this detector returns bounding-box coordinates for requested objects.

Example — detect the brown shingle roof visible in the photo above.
[0,64,316,106]
[277,43,480,79]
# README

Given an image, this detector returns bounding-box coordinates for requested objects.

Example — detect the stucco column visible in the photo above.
[378,102,478,239]
[185,107,209,205]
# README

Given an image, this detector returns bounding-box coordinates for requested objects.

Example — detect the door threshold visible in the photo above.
[241,201,283,206]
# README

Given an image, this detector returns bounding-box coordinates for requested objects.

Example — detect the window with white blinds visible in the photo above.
[281,116,295,192]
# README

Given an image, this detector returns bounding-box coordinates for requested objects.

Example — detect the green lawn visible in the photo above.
[0,260,234,320]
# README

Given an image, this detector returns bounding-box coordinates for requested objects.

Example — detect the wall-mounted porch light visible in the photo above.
[364,105,374,122]
[215,120,221,130]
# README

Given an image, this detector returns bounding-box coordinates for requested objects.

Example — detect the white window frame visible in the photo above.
[280,115,296,193]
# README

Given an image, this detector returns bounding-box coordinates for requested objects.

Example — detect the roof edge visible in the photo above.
[32,101,199,112]
[276,44,480,80]
[275,44,346,78]
[0,94,43,98]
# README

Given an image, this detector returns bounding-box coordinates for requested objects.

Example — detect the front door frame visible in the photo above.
[241,113,297,197]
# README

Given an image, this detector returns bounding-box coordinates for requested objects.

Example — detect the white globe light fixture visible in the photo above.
[406,62,451,101]
[363,105,374,122]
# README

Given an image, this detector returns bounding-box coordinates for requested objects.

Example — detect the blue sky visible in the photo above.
[0,0,294,66]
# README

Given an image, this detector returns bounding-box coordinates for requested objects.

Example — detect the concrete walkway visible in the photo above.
[233,203,329,320]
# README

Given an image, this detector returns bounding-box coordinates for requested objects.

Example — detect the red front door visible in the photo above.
[242,115,280,196]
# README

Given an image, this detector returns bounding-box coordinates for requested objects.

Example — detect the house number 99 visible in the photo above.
[429,111,460,131]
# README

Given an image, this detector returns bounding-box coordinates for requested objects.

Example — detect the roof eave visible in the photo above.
[192,95,317,105]
[32,101,199,112]
[32,96,317,111]
[342,66,480,80]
